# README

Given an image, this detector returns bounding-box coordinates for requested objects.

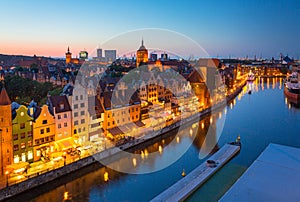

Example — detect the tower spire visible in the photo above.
[142,38,144,46]
[67,46,70,53]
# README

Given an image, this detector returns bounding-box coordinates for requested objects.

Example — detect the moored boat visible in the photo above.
[284,72,300,100]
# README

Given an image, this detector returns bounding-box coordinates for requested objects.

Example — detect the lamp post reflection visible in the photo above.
[5,171,9,187]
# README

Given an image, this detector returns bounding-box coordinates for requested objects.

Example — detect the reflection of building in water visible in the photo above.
[193,115,219,155]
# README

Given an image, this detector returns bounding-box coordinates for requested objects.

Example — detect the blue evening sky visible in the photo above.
[0,0,299,59]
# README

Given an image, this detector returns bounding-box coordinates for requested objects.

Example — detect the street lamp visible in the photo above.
[5,171,9,187]
[63,152,66,166]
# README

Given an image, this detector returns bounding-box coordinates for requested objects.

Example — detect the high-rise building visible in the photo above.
[150,53,157,61]
[105,50,116,63]
[97,48,102,59]
[136,40,148,67]
[79,50,88,61]
[0,88,13,175]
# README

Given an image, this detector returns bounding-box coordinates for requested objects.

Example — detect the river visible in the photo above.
[8,77,300,202]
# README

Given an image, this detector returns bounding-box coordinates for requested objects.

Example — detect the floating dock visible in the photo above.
[151,143,241,202]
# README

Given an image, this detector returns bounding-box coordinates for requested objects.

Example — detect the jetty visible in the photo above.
[151,143,241,202]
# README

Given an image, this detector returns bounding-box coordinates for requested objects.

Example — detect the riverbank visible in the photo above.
[0,81,246,201]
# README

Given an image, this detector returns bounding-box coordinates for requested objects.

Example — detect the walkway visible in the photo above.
[151,143,241,202]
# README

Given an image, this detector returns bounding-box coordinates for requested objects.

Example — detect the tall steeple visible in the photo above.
[0,87,11,105]
[142,38,144,47]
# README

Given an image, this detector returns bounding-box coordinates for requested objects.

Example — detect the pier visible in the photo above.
[151,143,241,202]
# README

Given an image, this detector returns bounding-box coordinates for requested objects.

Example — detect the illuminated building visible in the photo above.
[12,105,34,163]
[65,47,72,64]
[31,105,56,162]
[136,40,148,67]
[79,50,88,61]
[0,88,13,174]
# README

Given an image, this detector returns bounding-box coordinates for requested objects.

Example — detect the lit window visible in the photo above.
[64,114,67,118]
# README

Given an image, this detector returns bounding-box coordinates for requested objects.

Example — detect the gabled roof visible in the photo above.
[187,70,204,83]
[48,95,71,114]
[0,87,11,105]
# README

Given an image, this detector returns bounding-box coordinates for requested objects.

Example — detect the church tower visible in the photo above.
[0,88,13,175]
[66,46,72,64]
[136,39,148,67]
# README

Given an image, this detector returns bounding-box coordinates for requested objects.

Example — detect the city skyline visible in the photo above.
[0,0,299,59]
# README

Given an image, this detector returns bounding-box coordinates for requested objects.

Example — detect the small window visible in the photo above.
[20,123,25,129]
[14,145,19,151]
[64,114,67,118]
[21,132,25,139]
[59,103,64,110]
[42,120,47,124]
[64,122,67,127]
[75,96,78,100]
[80,103,85,108]
[74,121,78,126]
[58,124,61,129]
[74,104,78,109]
[13,134,18,141]
[40,129,44,134]
[58,115,61,120]
[28,141,32,147]
[74,112,78,117]
[27,131,33,137]
[46,128,50,133]
[81,119,85,124]
[80,95,83,100]
[21,142,26,149]
[80,111,85,116]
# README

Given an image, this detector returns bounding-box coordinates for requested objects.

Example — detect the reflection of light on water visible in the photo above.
[162,139,165,144]
[279,78,282,89]
[158,145,163,154]
[189,129,193,135]
[218,112,222,119]
[289,104,291,109]
[176,136,180,143]
[201,122,204,129]
[104,172,109,182]
[285,98,288,105]
[224,108,227,114]
[141,151,144,160]
[210,117,213,124]
[144,149,148,158]
[230,103,233,109]
[132,158,137,167]
[273,78,275,89]
[267,78,270,89]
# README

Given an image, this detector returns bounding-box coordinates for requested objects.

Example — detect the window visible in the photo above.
[28,141,32,147]
[74,104,78,109]
[21,143,26,149]
[21,132,25,139]
[74,129,77,134]
[112,121,115,125]
[46,128,50,133]
[74,121,78,126]
[64,114,67,118]
[80,103,85,108]
[78,128,81,133]
[27,131,33,137]
[42,120,47,124]
[136,108,138,111]
[80,111,85,116]
[20,123,25,129]
[35,140,40,145]
[74,112,78,117]
[13,134,18,141]
[40,129,44,134]
[50,136,54,141]
[45,137,49,142]
[75,96,78,100]
[58,133,62,138]
[59,103,64,110]
[58,115,61,119]
[14,145,19,151]
[64,122,67,127]
[80,95,83,100]
[108,114,110,118]
[81,119,85,124]
[58,124,61,129]
[41,138,44,143]
[108,122,110,127]
[136,115,138,119]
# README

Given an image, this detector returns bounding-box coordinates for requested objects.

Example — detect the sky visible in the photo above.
[0,0,299,59]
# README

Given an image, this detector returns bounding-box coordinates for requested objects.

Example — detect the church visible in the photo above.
[136,40,148,67]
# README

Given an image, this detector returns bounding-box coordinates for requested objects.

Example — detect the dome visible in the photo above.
[138,39,147,51]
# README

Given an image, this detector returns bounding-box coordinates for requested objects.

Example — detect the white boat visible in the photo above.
[284,72,300,100]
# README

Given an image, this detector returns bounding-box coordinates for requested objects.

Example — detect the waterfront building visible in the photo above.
[47,95,72,143]
[12,105,34,163]
[71,83,89,144]
[136,40,148,67]
[0,88,13,175]
[31,105,56,162]
[88,95,104,141]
